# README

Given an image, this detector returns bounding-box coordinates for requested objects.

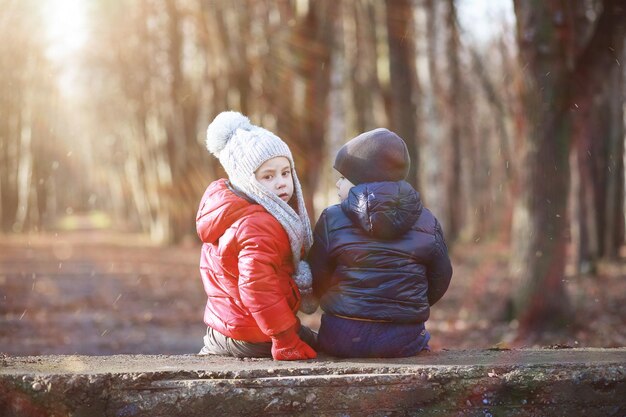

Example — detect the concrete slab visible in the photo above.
[1,348,625,416]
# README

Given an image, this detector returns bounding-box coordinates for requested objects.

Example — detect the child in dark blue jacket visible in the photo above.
[308,128,453,358]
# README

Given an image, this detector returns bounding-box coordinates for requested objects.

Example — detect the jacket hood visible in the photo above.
[196,179,263,244]
[340,180,422,239]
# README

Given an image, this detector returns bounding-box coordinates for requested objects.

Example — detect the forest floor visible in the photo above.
[1,227,625,356]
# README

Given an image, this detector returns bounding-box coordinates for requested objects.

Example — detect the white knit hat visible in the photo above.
[206,111,316,312]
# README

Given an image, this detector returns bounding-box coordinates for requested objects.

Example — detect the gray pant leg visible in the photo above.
[200,325,318,358]
[199,327,230,355]
[200,327,272,358]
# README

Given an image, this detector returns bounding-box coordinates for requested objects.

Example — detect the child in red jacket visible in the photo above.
[197,111,317,361]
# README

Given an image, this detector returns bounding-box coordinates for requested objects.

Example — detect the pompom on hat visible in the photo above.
[206,111,315,313]
[334,128,410,185]
[205,111,253,156]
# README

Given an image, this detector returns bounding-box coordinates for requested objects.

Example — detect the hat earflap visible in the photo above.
[293,260,318,314]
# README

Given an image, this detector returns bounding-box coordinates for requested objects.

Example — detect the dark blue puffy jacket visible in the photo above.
[309,180,452,324]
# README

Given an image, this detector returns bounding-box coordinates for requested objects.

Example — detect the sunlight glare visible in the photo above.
[43,0,87,60]
[457,0,515,43]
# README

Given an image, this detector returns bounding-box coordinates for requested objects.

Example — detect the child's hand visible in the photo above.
[271,326,317,361]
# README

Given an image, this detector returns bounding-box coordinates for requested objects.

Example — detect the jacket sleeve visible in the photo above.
[195,186,213,243]
[426,219,453,306]
[308,210,335,299]
[236,218,297,337]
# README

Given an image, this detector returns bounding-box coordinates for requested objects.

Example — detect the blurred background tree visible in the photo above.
[510,0,625,338]
[0,0,624,342]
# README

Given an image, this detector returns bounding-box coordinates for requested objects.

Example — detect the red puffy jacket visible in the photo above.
[196,179,301,343]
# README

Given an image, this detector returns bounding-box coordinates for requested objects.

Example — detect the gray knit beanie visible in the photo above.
[206,111,316,313]
[334,128,410,185]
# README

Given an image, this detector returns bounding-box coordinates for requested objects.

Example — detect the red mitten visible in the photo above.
[271,326,317,361]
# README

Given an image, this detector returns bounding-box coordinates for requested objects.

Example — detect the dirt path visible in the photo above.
[1,229,625,355]
[0,231,206,355]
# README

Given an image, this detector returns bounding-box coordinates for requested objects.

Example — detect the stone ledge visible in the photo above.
[1,348,625,417]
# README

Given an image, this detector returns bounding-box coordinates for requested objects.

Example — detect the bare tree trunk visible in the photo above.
[510,0,573,336]
[351,0,380,132]
[420,0,448,228]
[385,0,420,189]
[469,46,515,183]
[195,0,227,181]
[572,0,625,267]
[445,0,463,241]
[262,1,296,165]
[468,45,518,239]
[165,0,208,243]
[598,20,625,260]
[14,104,33,232]
[234,1,253,115]
[299,2,336,216]
[573,134,600,273]
[321,0,347,213]
[0,90,20,232]
[603,41,625,258]
[511,0,625,338]
[0,101,12,231]
[165,0,186,179]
